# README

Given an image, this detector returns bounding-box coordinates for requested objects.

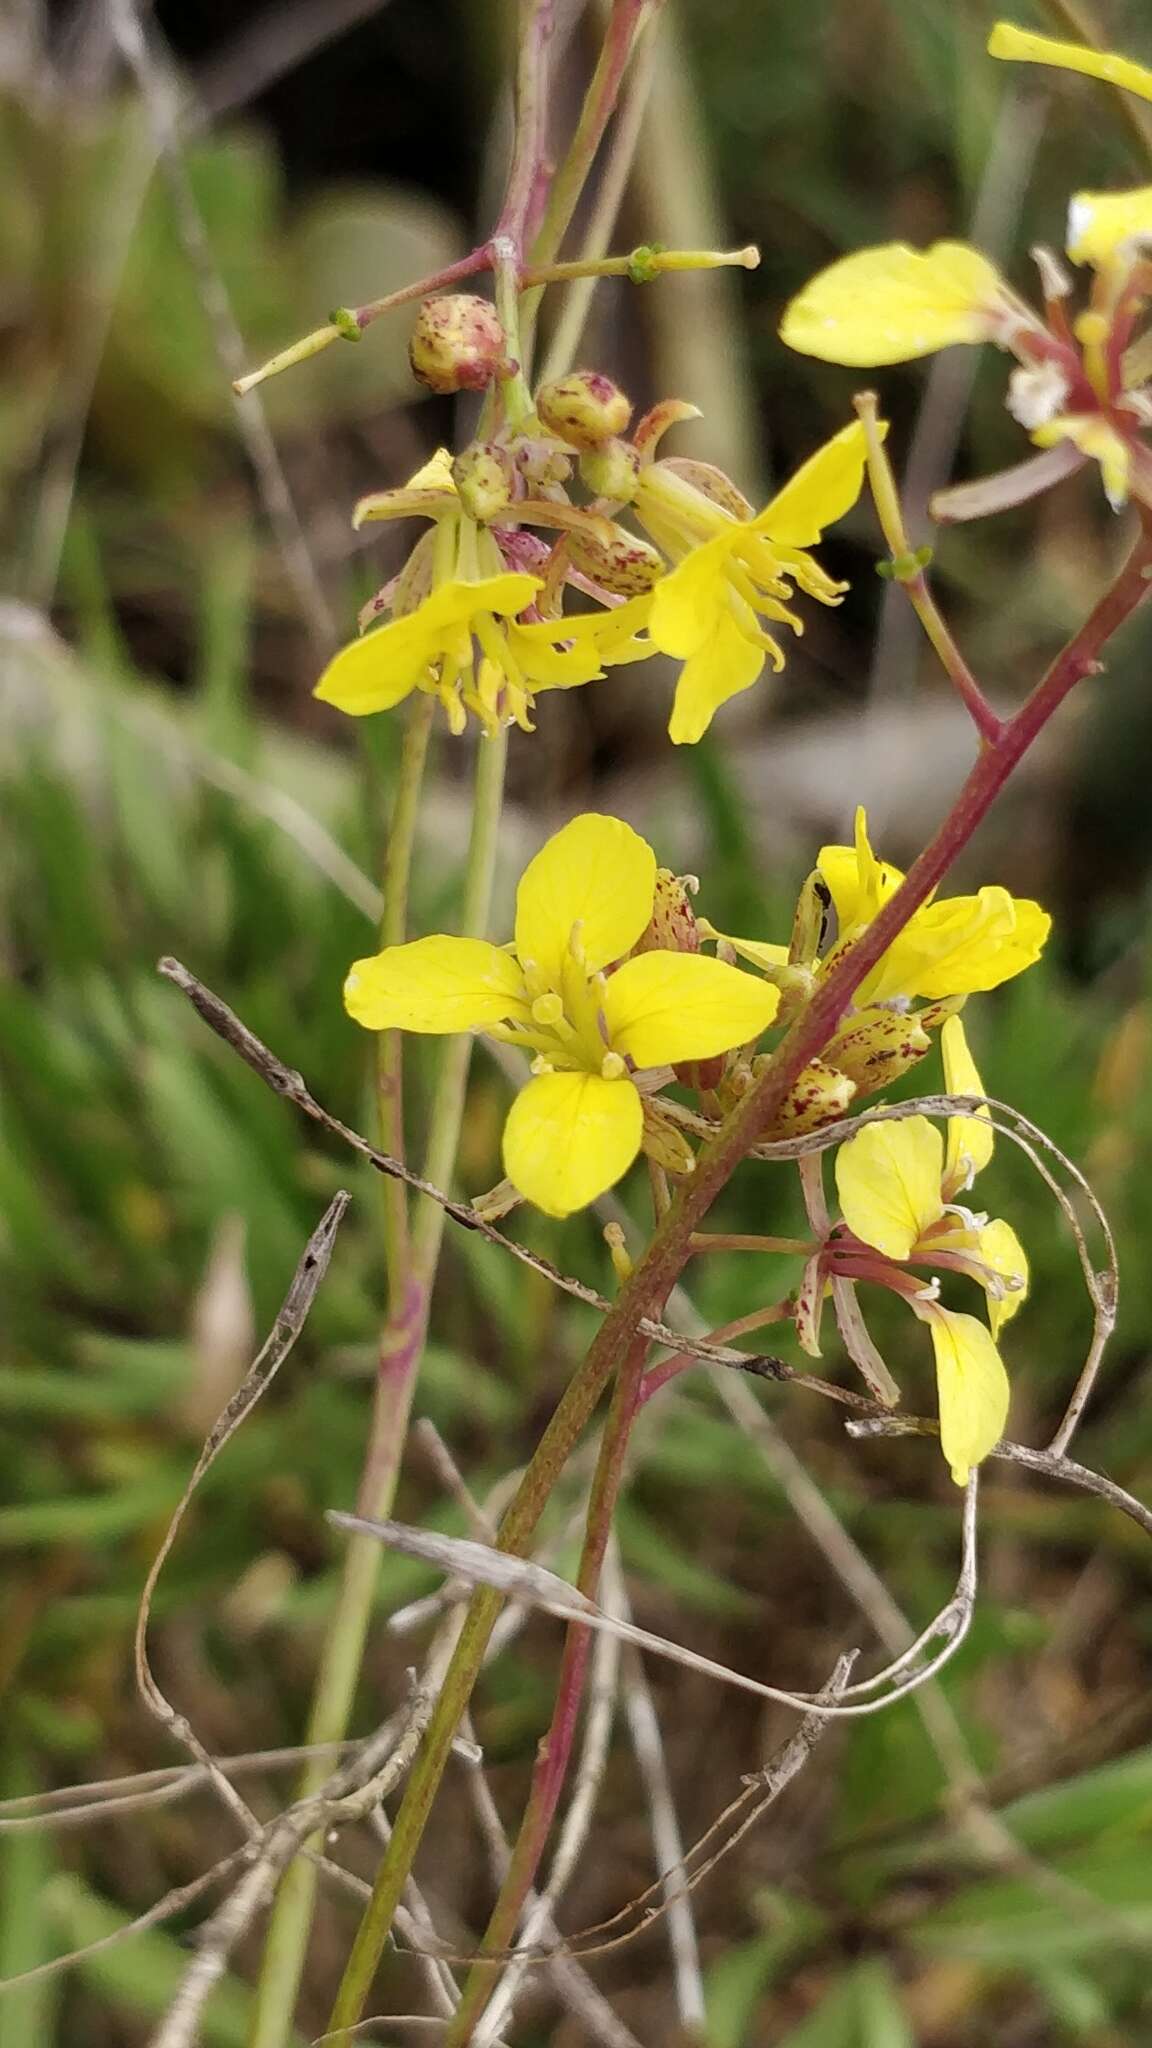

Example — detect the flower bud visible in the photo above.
[641,1104,697,1177]
[567,523,664,596]
[603,1220,634,1285]
[765,1058,856,1136]
[515,437,572,489]
[536,370,633,449]
[579,438,640,505]
[636,870,700,955]
[451,442,516,522]
[409,295,507,393]
[824,1008,931,1097]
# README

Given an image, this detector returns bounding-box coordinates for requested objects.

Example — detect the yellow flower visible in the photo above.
[634,422,872,744]
[316,574,648,736]
[834,1019,1028,1485]
[1065,188,1152,269]
[712,806,1049,1013]
[780,129,1152,513]
[315,448,651,735]
[343,814,780,1217]
[816,807,1052,1005]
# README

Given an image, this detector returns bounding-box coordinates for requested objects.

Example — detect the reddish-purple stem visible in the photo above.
[450,521,1152,2041]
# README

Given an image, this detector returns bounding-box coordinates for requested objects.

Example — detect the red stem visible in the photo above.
[331,525,1152,2048]
[451,521,1152,2041]
[445,1327,652,2045]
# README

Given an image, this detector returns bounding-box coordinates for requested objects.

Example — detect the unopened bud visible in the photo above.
[515,437,573,489]
[641,1105,697,1177]
[603,1220,633,1285]
[766,1058,856,1136]
[537,370,633,449]
[636,871,700,954]
[409,295,507,394]
[451,442,516,522]
[789,872,831,968]
[579,438,640,505]
[825,1007,931,1097]
[567,523,664,596]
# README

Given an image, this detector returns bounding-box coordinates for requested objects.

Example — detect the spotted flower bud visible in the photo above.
[567,523,664,596]
[764,1057,857,1136]
[823,1007,933,1097]
[579,438,641,505]
[515,437,573,490]
[451,442,517,523]
[409,295,508,393]
[636,870,700,954]
[537,370,633,449]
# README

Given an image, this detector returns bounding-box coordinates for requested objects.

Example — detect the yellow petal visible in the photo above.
[511,594,656,688]
[667,609,769,745]
[988,23,1152,106]
[835,1116,945,1260]
[756,421,872,547]
[343,937,527,1033]
[699,927,791,973]
[925,1306,1010,1487]
[818,807,905,934]
[899,889,1051,998]
[502,1070,643,1216]
[1031,414,1132,511]
[406,447,458,492]
[503,623,606,690]
[603,951,780,1068]
[314,620,428,716]
[780,242,1008,367]
[314,573,541,717]
[977,1217,1029,1336]
[942,1014,994,1190]
[1067,187,1152,266]
[649,533,736,657]
[514,814,656,985]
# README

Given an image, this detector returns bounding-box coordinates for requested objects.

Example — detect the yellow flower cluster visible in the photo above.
[330,11,1136,1496]
[345,801,1051,1486]
[781,23,1152,516]
[314,420,874,744]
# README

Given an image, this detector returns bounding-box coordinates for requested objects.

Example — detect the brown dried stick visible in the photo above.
[134,1193,350,1837]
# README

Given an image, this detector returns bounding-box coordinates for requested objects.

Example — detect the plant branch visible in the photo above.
[247,728,506,2047]
[857,393,1002,743]
[318,521,1152,2041]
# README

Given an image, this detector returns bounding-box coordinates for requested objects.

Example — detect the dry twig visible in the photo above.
[134,1194,351,1839]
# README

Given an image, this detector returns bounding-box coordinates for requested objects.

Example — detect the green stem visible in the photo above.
[524,242,758,285]
[378,697,436,1283]
[520,0,652,363]
[413,726,508,1279]
[247,717,505,2048]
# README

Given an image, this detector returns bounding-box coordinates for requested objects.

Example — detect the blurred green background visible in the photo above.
[4,1,1152,2042]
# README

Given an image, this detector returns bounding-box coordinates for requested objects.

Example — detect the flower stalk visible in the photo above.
[248,715,505,2048]
[323,516,1152,2045]
[856,394,1003,744]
